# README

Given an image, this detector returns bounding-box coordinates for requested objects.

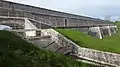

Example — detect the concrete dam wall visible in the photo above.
[0,0,114,27]
[0,16,118,66]
[0,1,119,66]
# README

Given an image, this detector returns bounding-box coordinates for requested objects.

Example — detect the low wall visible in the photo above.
[42,29,120,66]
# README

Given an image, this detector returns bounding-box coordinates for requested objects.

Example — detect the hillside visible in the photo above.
[56,23,120,53]
[0,30,97,67]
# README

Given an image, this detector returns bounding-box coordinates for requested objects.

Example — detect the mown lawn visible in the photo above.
[56,22,120,53]
[0,30,97,67]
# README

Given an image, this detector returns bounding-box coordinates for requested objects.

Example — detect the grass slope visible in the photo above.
[0,30,97,67]
[56,23,120,53]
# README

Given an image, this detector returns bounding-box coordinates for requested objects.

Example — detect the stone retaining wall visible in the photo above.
[43,29,120,67]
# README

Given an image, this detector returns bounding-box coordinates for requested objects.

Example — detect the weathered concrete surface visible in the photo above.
[88,27,103,39]
[0,0,114,27]
[25,18,37,37]
[88,26,117,39]
[2,16,119,67]
[40,29,120,67]
[2,17,119,66]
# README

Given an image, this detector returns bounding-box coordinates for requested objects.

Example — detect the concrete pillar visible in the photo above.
[88,26,103,39]
[113,26,117,34]
[8,11,9,17]
[115,25,118,31]
[98,27,103,39]
[25,18,37,37]
[107,26,112,36]
[109,26,117,35]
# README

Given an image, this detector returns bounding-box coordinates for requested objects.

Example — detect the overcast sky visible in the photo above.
[6,0,120,21]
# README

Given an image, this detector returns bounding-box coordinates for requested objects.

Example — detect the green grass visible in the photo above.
[55,22,120,53]
[0,30,97,67]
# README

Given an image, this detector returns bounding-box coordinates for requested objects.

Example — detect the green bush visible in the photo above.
[0,30,97,67]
